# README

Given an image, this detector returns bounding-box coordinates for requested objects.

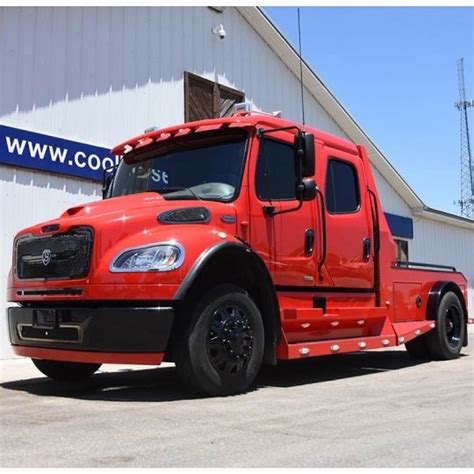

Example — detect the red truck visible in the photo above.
[7,110,469,396]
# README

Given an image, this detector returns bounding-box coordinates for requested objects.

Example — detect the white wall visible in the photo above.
[0,7,347,147]
[411,217,474,315]
[372,167,413,217]
[0,166,100,358]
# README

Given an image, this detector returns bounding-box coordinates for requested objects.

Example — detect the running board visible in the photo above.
[276,320,436,360]
[391,320,436,345]
[281,306,389,336]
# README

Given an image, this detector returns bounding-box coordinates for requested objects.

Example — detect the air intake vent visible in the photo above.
[158,207,211,224]
[41,224,60,233]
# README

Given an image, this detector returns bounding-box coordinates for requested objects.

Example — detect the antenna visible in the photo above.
[455,58,474,218]
[297,8,305,126]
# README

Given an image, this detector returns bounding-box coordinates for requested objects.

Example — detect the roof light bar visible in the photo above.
[144,126,160,134]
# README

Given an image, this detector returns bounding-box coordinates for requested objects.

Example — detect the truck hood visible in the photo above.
[25,192,237,231]
[11,192,240,291]
[16,193,239,252]
[60,192,179,219]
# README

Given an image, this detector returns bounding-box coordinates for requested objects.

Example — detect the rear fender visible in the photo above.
[427,281,468,346]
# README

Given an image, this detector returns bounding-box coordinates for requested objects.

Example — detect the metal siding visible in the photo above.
[372,167,412,217]
[0,7,185,147]
[0,166,100,358]
[411,218,474,315]
[1,7,347,144]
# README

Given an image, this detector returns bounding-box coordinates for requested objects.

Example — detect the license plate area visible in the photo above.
[18,324,81,343]
[34,309,58,328]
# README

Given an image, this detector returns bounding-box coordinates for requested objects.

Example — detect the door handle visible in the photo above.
[363,237,371,261]
[305,228,315,256]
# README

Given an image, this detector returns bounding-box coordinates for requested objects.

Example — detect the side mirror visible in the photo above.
[295,132,315,177]
[297,178,317,201]
[102,167,116,199]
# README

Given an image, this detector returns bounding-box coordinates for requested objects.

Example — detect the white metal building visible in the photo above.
[1,6,473,359]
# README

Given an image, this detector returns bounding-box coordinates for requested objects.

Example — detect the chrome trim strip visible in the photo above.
[16,288,83,297]
[17,324,83,344]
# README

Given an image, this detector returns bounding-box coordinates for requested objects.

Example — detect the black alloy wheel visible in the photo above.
[207,304,254,375]
[174,284,264,396]
[444,304,462,349]
[426,291,466,360]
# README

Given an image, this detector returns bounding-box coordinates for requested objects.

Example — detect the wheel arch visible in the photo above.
[174,242,280,365]
[427,281,468,347]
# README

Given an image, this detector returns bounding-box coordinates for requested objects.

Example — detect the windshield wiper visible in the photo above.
[154,187,202,201]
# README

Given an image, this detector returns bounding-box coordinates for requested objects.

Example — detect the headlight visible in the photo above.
[110,243,184,272]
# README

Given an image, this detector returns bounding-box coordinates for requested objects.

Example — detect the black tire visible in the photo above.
[32,359,101,381]
[405,335,430,359]
[174,284,265,396]
[426,291,466,360]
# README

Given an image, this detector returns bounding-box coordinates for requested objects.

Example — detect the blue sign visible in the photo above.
[0,125,120,182]
[384,212,414,239]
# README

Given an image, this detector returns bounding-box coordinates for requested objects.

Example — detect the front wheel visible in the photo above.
[174,285,265,396]
[32,359,101,381]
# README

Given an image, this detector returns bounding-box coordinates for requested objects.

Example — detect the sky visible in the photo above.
[264,7,474,216]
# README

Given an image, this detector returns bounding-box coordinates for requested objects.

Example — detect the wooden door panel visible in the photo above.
[184,72,244,122]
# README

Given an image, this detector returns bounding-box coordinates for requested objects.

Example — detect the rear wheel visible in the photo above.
[174,285,264,396]
[426,291,465,360]
[32,359,101,381]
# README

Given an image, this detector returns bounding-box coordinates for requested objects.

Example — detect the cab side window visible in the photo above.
[325,159,360,213]
[256,139,297,201]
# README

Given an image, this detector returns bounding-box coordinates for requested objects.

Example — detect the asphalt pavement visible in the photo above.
[1,326,473,467]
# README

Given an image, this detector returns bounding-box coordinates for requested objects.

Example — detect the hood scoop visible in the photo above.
[158,207,211,224]
[63,205,85,217]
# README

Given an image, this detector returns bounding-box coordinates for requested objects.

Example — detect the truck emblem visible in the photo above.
[42,249,52,266]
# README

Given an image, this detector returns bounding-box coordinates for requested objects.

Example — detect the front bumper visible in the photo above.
[8,306,174,361]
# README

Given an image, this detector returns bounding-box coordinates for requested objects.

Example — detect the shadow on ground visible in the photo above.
[0,350,436,403]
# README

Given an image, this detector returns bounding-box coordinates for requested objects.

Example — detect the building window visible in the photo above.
[184,72,244,122]
[395,239,409,262]
[256,139,297,201]
[325,159,360,213]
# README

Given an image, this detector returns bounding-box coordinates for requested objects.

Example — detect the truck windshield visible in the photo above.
[110,130,248,202]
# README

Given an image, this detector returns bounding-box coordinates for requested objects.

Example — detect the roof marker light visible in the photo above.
[233,101,282,118]
[234,101,254,114]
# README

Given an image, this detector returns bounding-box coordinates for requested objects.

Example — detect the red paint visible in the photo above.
[7,112,469,367]
[12,346,164,365]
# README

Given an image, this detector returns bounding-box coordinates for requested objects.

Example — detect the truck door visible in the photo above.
[320,147,374,289]
[249,134,317,287]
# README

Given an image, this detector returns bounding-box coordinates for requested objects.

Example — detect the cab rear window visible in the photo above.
[325,159,359,213]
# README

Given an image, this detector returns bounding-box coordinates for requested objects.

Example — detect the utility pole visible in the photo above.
[455,58,474,218]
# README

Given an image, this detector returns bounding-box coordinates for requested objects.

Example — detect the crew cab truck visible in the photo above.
[7,109,469,396]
